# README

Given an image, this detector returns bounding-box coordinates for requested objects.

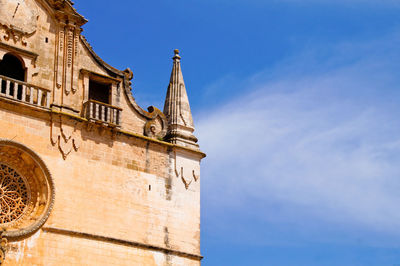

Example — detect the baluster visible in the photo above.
[29,87,34,104]
[98,105,102,121]
[89,101,94,119]
[37,89,43,106]
[107,107,111,123]
[46,91,50,108]
[5,80,10,97]
[21,84,26,102]
[101,105,105,121]
[13,83,19,100]
[116,110,120,125]
[0,77,3,95]
[112,109,116,124]
[95,103,99,120]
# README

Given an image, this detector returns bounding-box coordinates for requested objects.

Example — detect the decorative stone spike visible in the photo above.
[163,50,199,149]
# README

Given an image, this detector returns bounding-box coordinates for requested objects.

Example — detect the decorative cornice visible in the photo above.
[0,94,203,158]
[50,110,203,157]
[0,42,38,60]
[80,69,121,83]
[80,36,124,78]
[47,0,87,26]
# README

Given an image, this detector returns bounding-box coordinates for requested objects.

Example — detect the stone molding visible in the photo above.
[42,226,203,261]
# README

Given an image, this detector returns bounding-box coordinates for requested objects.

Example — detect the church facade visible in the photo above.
[0,0,204,265]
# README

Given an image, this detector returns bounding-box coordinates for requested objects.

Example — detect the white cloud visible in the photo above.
[197,32,400,243]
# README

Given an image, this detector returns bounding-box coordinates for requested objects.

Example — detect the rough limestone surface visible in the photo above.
[0,0,204,265]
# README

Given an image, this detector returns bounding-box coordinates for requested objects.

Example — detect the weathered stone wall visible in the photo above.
[0,99,201,265]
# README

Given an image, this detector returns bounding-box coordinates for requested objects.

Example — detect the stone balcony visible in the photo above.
[83,99,121,127]
[0,75,122,128]
[0,75,51,109]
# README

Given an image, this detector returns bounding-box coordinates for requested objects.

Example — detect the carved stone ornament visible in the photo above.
[0,229,7,265]
[144,106,167,139]
[0,140,55,239]
[174,151,199,190]
[0,0,39,46]
[50,115,81,160]
[122,68,168,139]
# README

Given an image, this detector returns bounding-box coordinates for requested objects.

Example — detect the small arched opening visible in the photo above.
[0,53,26,99]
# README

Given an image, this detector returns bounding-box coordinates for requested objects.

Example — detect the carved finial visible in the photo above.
[173,49,181,60]
[123,68,134,90]
[123,68,134,81]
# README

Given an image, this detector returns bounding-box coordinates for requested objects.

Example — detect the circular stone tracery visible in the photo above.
[0,140,54,239]
[0,164,30,224]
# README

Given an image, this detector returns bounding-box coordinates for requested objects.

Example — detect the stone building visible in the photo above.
[0,0,204,265]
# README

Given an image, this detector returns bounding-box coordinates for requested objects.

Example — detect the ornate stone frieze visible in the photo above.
[64,25,74,95]
[74,33,78,56]
[55,23,80,97]
[1,26,31,46]
[66,27,73,68]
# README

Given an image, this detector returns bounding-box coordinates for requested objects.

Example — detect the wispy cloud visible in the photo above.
[197,32,400,244]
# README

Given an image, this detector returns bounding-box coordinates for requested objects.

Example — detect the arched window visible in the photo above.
[0,53,25,81]
[0,53,26,99]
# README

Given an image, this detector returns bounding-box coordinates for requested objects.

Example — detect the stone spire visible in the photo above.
[163,49,198,149]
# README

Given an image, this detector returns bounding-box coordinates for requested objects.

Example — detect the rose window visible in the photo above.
[0,140,54,239]
[0,164,30,224]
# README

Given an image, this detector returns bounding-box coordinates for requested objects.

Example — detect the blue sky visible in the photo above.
[74,1,400,265]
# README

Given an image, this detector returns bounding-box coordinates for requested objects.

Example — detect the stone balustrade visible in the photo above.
[0,75,51,108]
[83,100,121,126]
